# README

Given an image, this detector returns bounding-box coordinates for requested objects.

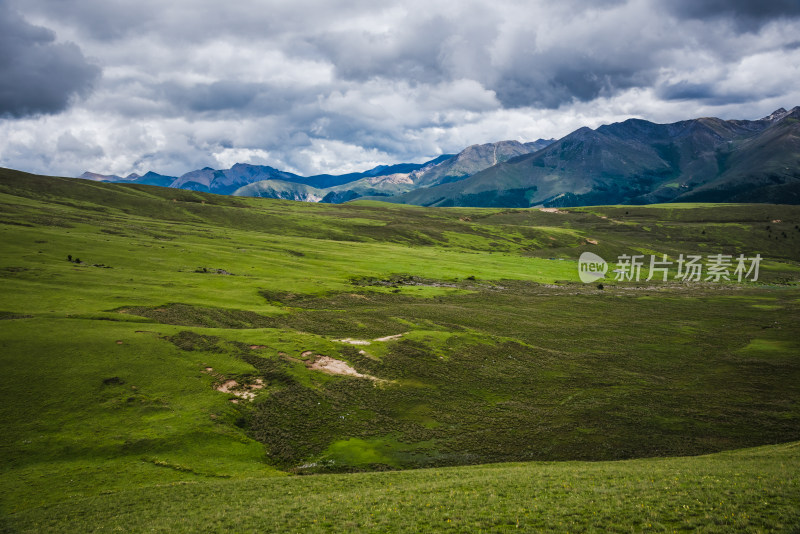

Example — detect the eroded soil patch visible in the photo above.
[204,367,265,401]
[306,355,381,381]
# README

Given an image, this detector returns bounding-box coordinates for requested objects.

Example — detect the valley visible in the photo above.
[1,168,799,530]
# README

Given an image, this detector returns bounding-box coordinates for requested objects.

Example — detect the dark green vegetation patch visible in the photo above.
[118,303,280,329]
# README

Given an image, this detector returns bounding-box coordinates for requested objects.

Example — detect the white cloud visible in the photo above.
[213,148,274,170]
[1,0,799,178]
[292,139,399,175]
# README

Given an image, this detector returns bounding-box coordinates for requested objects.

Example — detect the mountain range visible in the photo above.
[79,140,553,203]
[80,107,800,207]
[390,107,800,207]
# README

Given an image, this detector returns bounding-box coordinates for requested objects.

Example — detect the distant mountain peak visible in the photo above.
[80,171,119,181]
[762,108,789,121]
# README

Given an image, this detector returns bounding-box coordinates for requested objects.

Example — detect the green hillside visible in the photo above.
[232,174,417,203]
[1,167,799,530]
[8,443,800,532]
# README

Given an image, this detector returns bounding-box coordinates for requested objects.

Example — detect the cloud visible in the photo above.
[56,131,104,158]
[0,0,799,178]
[160,81,261,113]
[0,1,100,118]
[665,0,800,31]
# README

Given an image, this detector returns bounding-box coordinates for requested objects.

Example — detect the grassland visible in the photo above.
[8,443,800,533]
[1,168,799,531]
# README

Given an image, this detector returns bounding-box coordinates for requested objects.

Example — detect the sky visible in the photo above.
[1,0,800,178]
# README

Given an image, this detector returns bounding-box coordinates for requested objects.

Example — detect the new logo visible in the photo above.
[578,252,608,283]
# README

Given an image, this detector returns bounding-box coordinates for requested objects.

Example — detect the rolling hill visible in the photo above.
[231,173,419,203]
[1,167,799,530]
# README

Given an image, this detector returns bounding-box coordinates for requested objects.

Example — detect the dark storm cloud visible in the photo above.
[301,1,665,109]
[491,55,657,109]
[666,0,800,31]
[657,81,753,106]
[156,81,325,118]
[9,0,795,117]
[160,81,261,113]
[11,0,384,42]
[658,81,717,101]
[309,12,497,85]
[23,1,151,40]
[0,1,100,118]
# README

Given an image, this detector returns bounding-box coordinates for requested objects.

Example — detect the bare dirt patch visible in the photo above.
[205,368,264,400]
[335,338,371,345]
[539,208,567,214]
[216,379,239,394]
[374,333,405,342]
[308,356,380,381]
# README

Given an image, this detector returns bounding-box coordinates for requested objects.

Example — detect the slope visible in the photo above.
[232,173,420,203]
[1,168,800,525]
[408,139,553,187]
[233,141,554,203]
[7,442,800,532]
[81,156,456,197]
[679,107,800,203]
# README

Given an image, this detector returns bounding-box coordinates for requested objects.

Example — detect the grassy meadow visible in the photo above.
[1,168,799,531]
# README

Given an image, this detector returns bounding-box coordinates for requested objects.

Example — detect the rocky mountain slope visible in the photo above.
[391,107,800,207]
[80,140,555,203]
[407,139,553,187]
[81,157,455,200]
